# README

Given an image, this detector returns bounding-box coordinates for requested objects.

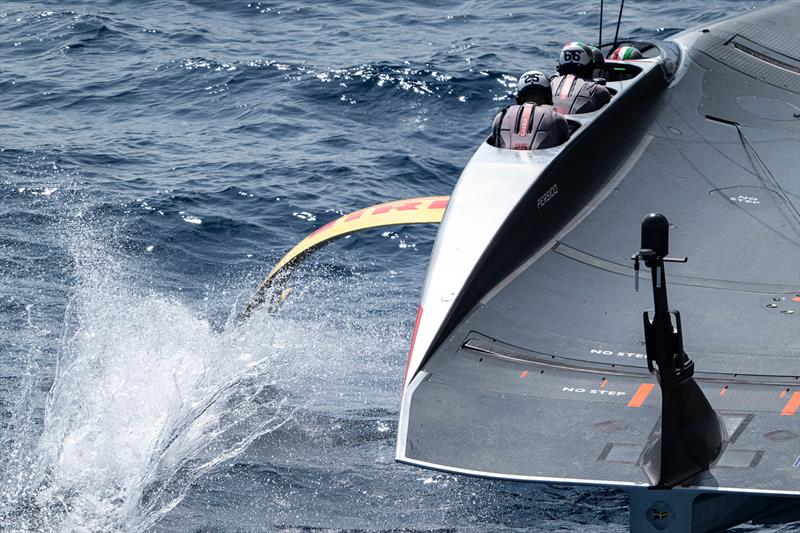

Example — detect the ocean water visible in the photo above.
[0,1,795,531]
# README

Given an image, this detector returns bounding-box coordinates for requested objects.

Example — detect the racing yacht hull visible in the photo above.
[398,3,800,530]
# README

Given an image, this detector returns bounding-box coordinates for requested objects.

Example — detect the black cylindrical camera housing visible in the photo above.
[641,213,669,258]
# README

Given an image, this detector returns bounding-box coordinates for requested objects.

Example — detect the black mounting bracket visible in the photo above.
[631,213,726,488]
[631,214,691,387]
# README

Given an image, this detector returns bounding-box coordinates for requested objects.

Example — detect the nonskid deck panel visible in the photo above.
[399,338,800,494]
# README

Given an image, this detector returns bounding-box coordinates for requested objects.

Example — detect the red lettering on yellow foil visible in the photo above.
[345,209,366,222]
[309,220,337,237]
[373,201,422,215]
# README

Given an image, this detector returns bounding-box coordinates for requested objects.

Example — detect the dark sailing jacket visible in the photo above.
[550,74,611,114]
[490,103,570,150]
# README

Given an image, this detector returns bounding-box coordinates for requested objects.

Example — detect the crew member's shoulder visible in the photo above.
[590,81,612,102]
[536,103,559,114]
[543,104,569,121]
[536,102,562,112]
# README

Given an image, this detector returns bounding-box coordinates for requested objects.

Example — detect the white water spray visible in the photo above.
[0,198,408,531]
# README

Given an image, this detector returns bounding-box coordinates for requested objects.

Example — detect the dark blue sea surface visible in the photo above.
[1,1,795,531]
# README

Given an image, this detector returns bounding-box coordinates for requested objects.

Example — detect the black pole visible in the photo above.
[599,0,604,48]
[612,0,624,50]
[637,213,690,383]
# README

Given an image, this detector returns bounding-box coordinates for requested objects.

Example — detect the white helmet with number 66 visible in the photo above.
[557,41,596,78]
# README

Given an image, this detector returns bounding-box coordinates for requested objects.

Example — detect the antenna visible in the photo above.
[598,0,604,49]
[612,0,625,50]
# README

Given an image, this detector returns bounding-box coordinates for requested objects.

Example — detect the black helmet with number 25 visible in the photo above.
[515,70,552,105]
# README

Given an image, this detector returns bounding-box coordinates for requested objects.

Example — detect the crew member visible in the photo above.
[490,70,570,151]
[610,45,643,60]
[550,42,611,115]
[588,44,607,80]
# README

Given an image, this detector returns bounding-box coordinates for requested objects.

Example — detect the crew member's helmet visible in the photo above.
[610,45,643,60]
[557,41,599,78]
[515,70,552,105]
[587,44,606,79]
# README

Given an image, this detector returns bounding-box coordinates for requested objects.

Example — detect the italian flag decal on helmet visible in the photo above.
[611,46,643,60]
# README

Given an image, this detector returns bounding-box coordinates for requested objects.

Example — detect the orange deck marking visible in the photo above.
[780,392,800,416]
[792,296,800,302]
[519,370,529,379]
[627,383,655,407]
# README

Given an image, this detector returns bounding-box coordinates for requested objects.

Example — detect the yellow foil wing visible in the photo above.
[242,196,449,318]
